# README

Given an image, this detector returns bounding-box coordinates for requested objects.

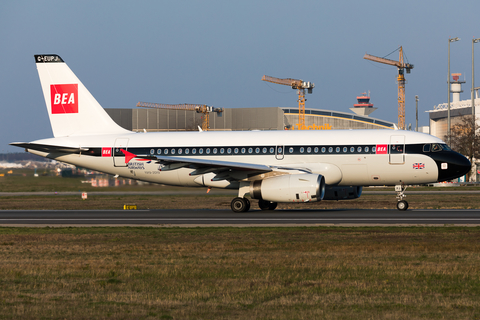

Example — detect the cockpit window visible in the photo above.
[440,144,451,151]
[432,144,442,152]
[423,144,430,152]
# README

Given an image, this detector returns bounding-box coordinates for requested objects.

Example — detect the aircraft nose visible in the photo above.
[433,151,471,182]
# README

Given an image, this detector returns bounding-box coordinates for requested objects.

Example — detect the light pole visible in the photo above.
[472,38,480,130]
[415,95,419,132]
[472,38,480,179]
[448,37,460,146]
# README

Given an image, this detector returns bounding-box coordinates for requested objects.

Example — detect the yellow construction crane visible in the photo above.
[261,75,314,130]
[363,46,414,130]
[136,101,223,131]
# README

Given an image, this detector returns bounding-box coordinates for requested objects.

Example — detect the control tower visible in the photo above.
[350,92,377,116]
[450,73,465,103]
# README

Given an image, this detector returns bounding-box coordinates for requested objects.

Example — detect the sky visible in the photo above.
[1,0,479,152]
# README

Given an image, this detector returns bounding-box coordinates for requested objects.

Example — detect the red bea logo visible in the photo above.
[50,84,78,114]
[375,144,388,154]
[101,148,112,157]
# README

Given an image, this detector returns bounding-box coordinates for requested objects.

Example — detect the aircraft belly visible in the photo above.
[340,164,368,185]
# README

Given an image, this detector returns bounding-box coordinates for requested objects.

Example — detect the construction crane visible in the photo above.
[136,102,223,131]
[261,75,314,130]
[363,46,414,130]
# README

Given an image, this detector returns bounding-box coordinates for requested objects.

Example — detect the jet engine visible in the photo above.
[250,174,325,203]
[323,186,363,200]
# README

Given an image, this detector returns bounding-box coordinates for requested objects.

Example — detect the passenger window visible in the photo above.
[206,148,211,154]
[192,148,197,154]
[227,148,231,154]
[241,148,246,154]
[178,149,182,155]
[213,148,217,154]
[365,146,369,153]
[289,147,294,153]
[336,147,340,153]
[248,148,253,154]
[350,147,355,153]
[357,146,362,153]
[157,149,162,155]
[263,147,267,154]
[307,147,311,153]
[321,147,326,153]
[328,147,333,153]
[234,148,238,154]
[199,148,204,154]
[164,149,168,155]
[270,147,275,153]
[220,148,224,154]
[314,147,319,153]
[171,149,175,155]
[255,147,260,154]
[185,149,189,154]
[300,147,304,153]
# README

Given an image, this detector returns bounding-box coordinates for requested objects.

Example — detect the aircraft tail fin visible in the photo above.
[34,55,130,137]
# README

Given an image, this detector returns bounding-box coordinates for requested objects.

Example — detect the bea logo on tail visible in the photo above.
[50,84,78,114]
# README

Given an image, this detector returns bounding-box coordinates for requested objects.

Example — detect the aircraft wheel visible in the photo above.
[231,197,250,213]
[244,198,251,211]
[258,200,278,211]
[397,200,409,211]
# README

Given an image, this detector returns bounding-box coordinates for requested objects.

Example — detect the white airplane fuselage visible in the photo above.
[28,129,453,187]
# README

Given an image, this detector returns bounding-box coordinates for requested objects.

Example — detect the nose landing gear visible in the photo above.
[395,184,409,210]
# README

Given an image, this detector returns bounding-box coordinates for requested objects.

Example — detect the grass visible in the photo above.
[0,227,480,319]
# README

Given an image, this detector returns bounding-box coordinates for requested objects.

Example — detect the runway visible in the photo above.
[1,209,480,226]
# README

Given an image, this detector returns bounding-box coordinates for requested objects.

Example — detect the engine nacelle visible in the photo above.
[323,186,363,200]
[250,174,325,203]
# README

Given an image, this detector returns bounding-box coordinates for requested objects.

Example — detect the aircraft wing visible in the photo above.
[154,155,273,180]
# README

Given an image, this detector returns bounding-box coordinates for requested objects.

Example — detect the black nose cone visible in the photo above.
[433,151,471,182]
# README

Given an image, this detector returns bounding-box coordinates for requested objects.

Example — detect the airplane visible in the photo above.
[11,55,471,212]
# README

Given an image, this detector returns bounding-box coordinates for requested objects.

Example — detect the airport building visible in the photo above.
[427,73,480,140]
[105,107,395,132]
[105,94,395,132]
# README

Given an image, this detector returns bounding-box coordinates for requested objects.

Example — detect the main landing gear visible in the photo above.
[258,199,278,211]
[395,184,408,211]
[230,197,278,212]
[231,197,250,213]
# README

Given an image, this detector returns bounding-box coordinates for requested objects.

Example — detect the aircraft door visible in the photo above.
[113,138,129,167]
[276,145,284,160]
[389,135,405,164]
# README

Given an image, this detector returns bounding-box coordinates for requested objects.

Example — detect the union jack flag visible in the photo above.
[413,163,425,170]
